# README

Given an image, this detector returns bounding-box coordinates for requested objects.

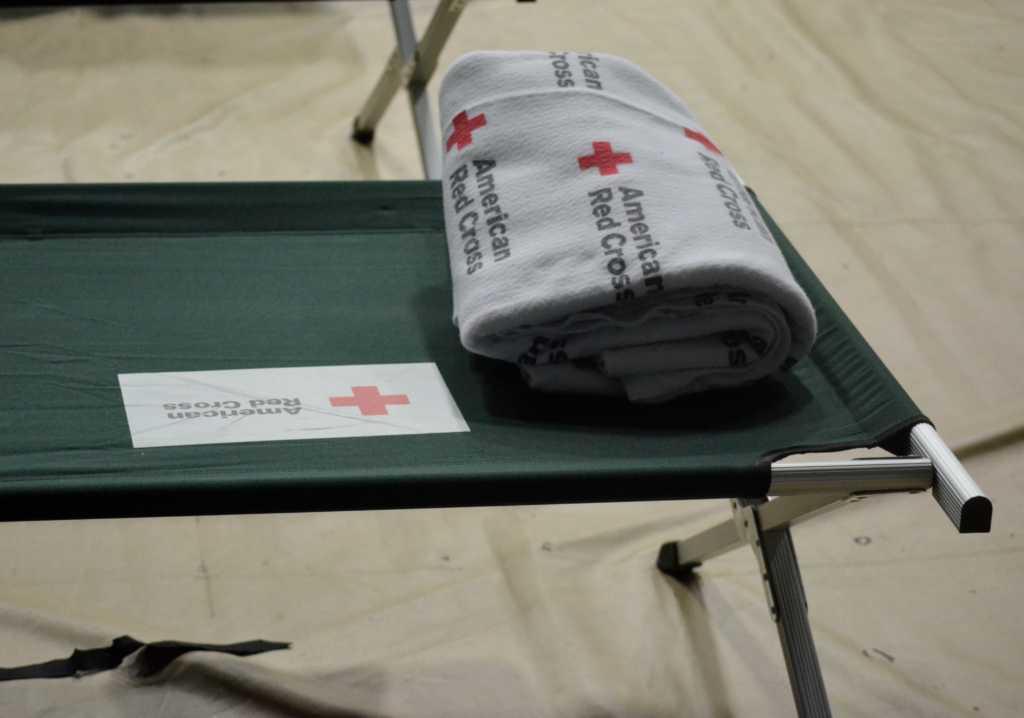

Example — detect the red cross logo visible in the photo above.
[577,142,633,175]
[446,110,487,152]
[685,128,721,155]
[329,386,410,416]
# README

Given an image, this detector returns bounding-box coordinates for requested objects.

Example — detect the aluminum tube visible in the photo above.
[412,0,471,86]
[758,493,851,532]
[909,423,992,533]
[660,518,742,570]
[390,0,419,64]
[390,0,442,179]
[659,493,850,573]
[769,458,933,495]
[354,0,468,148]
[351,0,422,143]
[761,526,833,718]
[736,498,832,717]
[351,49,403,144]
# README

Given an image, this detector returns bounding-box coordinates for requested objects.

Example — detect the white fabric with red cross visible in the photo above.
[438,51,816,403]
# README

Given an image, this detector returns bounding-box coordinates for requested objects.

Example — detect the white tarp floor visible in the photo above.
[0,1,1022,715]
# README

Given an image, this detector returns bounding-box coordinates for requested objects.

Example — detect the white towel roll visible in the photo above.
[438,51,816,403]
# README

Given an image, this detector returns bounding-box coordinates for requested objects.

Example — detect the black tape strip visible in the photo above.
[0,636,289,681]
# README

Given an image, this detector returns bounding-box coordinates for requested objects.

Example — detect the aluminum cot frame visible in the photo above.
[10,2,993,717]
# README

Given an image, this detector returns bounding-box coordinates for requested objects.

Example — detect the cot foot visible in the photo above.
[352,117,375,145]
[656,541,700,580]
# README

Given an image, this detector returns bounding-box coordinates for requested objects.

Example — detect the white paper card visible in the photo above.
[118,363,470,449]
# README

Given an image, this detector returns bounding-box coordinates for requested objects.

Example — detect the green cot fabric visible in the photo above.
[0,182,925,521]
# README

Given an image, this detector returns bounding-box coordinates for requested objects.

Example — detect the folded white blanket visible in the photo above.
[438,51,816,403]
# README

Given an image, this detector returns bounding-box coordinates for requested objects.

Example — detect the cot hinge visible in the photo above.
[732,499,778,622]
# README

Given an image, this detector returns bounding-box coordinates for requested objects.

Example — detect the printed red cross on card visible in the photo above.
[446,110,487,152]
[577,142,633,175]
[685,128,721,155]
[329,386,410,416]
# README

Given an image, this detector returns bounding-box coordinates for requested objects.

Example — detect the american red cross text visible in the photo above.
[329,386,411,416]
[446,110,487,152]
[578,142,633,175]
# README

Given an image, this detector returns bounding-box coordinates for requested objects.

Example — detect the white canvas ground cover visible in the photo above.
[0,2,1021,717]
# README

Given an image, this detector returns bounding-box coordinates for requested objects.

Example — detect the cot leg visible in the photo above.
[386,0,443,179]
[659,498,833,718]
[352,0,470,180]
[737,498,833,718]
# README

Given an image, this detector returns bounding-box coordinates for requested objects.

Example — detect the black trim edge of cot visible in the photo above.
[755,414,933,469]
[0,464,771,523]
[0,636,289,682]
[959,496,993,534]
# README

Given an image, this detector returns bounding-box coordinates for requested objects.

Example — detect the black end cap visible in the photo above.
[351,118,374,145]
[959,495,993,533]
[657,542,699,581]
